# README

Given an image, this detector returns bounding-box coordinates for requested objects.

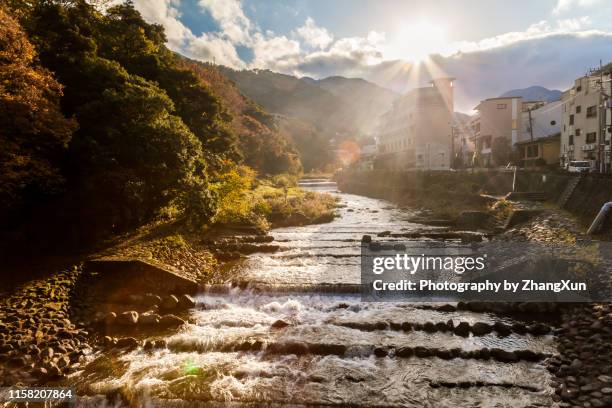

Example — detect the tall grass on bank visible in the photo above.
[209,167,337,230]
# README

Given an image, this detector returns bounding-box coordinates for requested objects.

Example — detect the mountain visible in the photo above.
[499,86,562,102]
[218,67,398,136]
[453,112,472,124]
[177,59,301,175]
[314,76,398,133]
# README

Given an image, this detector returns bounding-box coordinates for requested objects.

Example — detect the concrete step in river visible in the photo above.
[71,180,560,407]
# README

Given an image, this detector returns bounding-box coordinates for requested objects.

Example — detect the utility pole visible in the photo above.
[528,108,534,142]
[599,60,605,173]
[450,126,455,169]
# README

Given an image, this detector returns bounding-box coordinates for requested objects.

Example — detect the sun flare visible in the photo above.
[390,21,449,62]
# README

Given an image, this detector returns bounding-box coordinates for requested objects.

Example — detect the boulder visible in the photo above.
[116,311,139,325]
[143,294,162,307]
[116,337,139,349]
[471,322,492,336]
[271,319,290,329]
[454,322,470,336]
[396,347,413,357]
[178,294,196,309]
[139,313,161,325]
[159,314,185,327]
[161,295,179,311]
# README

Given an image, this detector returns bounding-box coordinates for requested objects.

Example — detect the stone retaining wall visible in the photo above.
[337,170,612,223]
[83,259,198,301]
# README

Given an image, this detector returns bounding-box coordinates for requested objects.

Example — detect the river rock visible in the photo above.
[490,348,518,362]
[116,337,139,349]
[396,347,413,357]
[116,311,139,325]
[454,322,470,336]
[437,304,456,312]
[423,322,436,333]
[139,313,161,325]
[42,347,54,359]
[159,314,185,327]
[104,312,117,326]
[161,295,179,310]
[493,322,512,336]
[178,294,195,309]
[143,294,162,307]
[374,347,389,357]
[271,319,290,329]
[471,322,492,336]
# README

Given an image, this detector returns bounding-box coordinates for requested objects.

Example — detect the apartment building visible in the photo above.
[515,100,562,166]
[560,71,612,172]
[376,78,454,170]
[469,96,522,167]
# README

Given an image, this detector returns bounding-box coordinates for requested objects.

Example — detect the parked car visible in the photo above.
[566,160,592,173]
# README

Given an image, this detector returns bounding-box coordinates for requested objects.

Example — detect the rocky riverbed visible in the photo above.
[0,187,610,407]
[0,266,91,385]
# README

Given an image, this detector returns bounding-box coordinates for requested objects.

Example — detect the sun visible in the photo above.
[389,21,449,63]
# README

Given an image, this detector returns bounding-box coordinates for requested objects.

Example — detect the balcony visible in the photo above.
[581,144,596,151]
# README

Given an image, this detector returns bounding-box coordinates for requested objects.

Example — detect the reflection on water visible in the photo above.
[71,179,558,407]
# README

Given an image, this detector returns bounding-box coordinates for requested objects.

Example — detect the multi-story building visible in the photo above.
[376,78,454,170]
[560,71,612,172]
[469,96,522,167]
[515,100,562,166]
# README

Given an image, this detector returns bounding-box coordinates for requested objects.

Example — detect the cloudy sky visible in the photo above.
[131,0,612,112]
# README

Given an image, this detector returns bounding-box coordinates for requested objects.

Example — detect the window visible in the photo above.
[569,135,574,145]
[575,129,581,136]
[497,103,507,109]
[569,114,574,125]
[576,85,582,92]
[524,145,539,158]
[586,132,597,143]
[576,105,581,113]
[564,124,566,131]
[586,105,597,118]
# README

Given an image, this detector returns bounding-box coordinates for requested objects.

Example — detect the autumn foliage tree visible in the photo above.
[0,7,75,222]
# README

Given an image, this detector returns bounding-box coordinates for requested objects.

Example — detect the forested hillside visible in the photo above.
[219,68,397,136]
[176,59,301,175]
[0,0,301,252]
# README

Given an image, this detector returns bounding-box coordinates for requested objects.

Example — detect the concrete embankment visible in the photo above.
[337,170,612,223]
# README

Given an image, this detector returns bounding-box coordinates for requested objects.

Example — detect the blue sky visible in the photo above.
[132,0,612,111]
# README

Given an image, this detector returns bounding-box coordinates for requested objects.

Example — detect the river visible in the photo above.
[73,179,558,407]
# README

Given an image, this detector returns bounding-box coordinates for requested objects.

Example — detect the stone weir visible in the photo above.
[83,258,198,301]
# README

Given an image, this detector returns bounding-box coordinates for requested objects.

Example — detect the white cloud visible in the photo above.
[295,17,333,49]
[185,34,245,67]
[250,33,301,70]
[557,16,591,30]
[451,17,597,53]
[198,0,252,45]
[553,0,603,15]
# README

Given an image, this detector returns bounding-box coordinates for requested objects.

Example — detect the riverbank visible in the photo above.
[0,181,338,386]
[496,206,612,407]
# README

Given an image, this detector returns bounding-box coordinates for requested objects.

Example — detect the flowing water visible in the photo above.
[72,179,558,407]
